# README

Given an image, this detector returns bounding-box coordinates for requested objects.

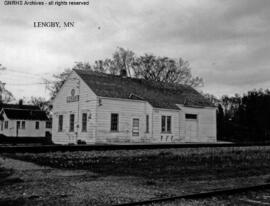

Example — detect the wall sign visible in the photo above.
[66,88,79,103]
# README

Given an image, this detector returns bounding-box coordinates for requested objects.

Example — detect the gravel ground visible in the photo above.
[148,189,270,206]
[2,146,270,205]
[0,156,270,205]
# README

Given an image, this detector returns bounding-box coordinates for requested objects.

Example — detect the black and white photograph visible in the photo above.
[1,0,270,205]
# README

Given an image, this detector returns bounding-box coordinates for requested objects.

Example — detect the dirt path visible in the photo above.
[0,156,89,181]
[0,156,160,205]
[0,156,99,205]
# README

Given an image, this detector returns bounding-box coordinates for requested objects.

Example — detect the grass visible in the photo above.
[5,146,270,182]
[0,166,12,182]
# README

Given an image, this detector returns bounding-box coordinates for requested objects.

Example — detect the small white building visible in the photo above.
[0,104,48,137]
[52,69,217,144]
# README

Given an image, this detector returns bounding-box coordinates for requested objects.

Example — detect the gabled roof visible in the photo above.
[0,104,48,121]
[2,108,48,121]
[74,69,214,110]
[0,103,40,111]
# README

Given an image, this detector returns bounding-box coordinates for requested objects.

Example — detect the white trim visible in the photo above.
[99,96,149,104]
[177,103,216,109]
[50,70,74,105]
[153,107,181,112]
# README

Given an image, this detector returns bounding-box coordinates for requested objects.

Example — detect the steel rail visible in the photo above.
[111,184,270,206]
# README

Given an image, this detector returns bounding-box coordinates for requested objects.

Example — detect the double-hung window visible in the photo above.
[69,114,75,132]
[111,113,118,132]
[22,121,25,129]
[161,115,172,133]
[145,115,149,133]
[82,113,87,132]
[35,121,39,130]
[4,121,8,129]
[58,115,63,132]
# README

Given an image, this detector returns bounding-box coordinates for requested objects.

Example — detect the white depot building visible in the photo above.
[52,69,216,144]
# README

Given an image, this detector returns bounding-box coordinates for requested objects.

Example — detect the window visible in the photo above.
[145,115,149,133]
[46,121,52,129]
[132,118,139,136]
[58,115,63,132]
[17,121,20,129]
[35,121,39,129]
[21,121,25,129]
[82,113,87,132]
[69,114,75,132]
[167,116,171,132]
[161,116,166,132]
[111,113,118,131]
[185,114,197,120]
[161,116,172,133]
[4,121,8,129]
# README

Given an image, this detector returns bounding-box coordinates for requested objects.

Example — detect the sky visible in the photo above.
[0,0,270,100]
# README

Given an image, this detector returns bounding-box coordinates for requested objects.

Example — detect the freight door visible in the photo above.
[185,114,198,142]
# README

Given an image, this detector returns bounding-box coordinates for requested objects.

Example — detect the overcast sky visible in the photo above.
[0,0,270,100]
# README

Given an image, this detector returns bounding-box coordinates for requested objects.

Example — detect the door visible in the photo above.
[16,121,20,137]
[132,118,139,137]
[185,120,198,141]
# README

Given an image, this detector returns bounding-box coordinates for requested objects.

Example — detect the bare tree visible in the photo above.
[46,69,72,99]
[133,55,203,87]
[93,48,135,76]
[0,65,15,103]
[47,48,204,100]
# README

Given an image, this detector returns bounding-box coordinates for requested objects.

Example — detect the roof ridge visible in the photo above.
[74,69,195,90]
[74,69,215,108]
[3,108,41,111]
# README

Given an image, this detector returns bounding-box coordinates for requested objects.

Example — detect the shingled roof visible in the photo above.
[0,103,40,111]
[2,108,48,121]
[0,104,48,121]
[74,69,214,110]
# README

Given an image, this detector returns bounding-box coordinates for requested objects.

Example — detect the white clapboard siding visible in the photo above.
[177,104,217,142]
[0,113,46,137]
[52,71,98,144]
[96,98,153,143]
[152,108,181,143]
[52,70,217,144]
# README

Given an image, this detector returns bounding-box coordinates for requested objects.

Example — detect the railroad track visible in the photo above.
[1,142,270,153]
[112,184,270,206]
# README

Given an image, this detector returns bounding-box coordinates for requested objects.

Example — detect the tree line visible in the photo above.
[216,90,270,142]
